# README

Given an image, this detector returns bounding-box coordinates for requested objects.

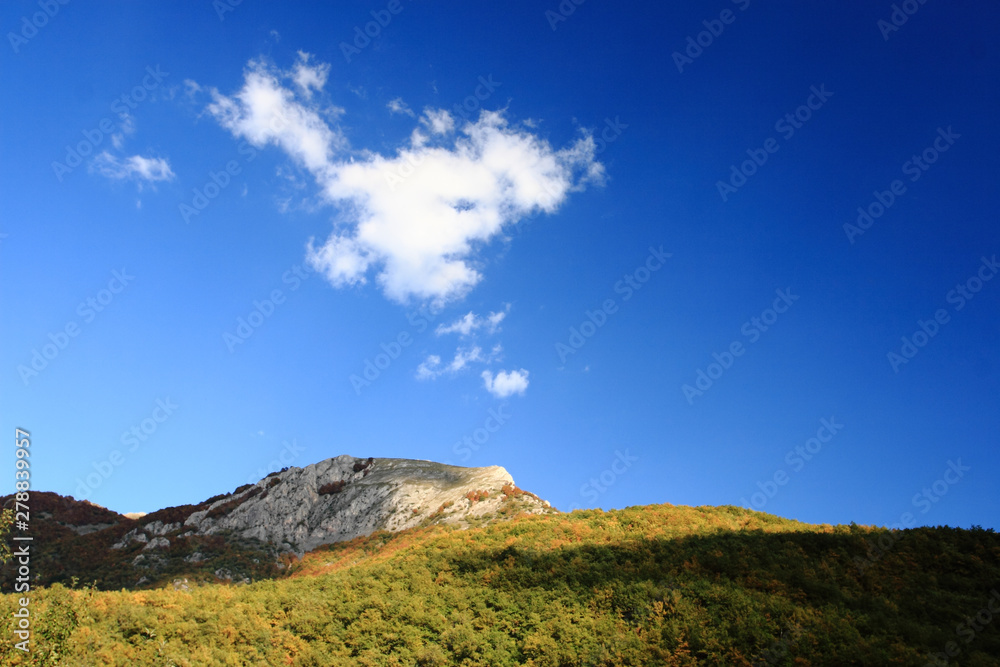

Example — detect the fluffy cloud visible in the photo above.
[204,54,604,305]
[481,369,529,398]
[313,110,603,304]
[420,108,454,135]
[90,152,174,184]
[206,54,345,173]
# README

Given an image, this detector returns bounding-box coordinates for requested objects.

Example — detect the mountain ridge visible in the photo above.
[1,454,553,590]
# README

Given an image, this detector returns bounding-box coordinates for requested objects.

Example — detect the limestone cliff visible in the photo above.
[181,455,552,554]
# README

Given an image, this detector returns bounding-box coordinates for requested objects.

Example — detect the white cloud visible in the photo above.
[481,369,529,398]
[420,108,454,135]
[486,307,509,332]
[305,235,372,287]
[204,54,604,306]
[291,51,329,99]
[312,111,603,305]
[448,346,483,372]
[90,152,175,184]
[416,355,442,380]
[436,304,510,336]
[436,312,478,337]
[416,346,488,380]
[184,79,203,100]
[387,97,415,117]
[206,56,345,174]
[111,113,136,150]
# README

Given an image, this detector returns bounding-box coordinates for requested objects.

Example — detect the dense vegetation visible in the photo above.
[1,503,999,666]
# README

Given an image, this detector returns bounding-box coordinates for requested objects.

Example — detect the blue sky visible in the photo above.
[1,1,997,531]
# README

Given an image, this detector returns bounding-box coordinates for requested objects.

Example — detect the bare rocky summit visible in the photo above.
[182,455,552,554]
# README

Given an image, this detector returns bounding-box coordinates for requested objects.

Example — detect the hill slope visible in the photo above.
[2,504,998,666]
[0,456,552,591]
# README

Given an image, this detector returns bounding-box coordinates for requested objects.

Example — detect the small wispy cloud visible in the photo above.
[90,152,175,185]
[415,355,442,380]
[416,343,508,380]
[420,305,514,393]
[416,346,496,380]
[291,50,329,99]
[111,113,136,150]
[387,97,415,117]
[436,304,510,337]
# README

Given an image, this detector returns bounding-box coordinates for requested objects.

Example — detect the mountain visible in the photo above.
[3,503,998,665]
[0,455,552,590]
[180,455,552,554]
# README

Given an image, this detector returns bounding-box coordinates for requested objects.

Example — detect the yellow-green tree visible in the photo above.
[0,508,13,564]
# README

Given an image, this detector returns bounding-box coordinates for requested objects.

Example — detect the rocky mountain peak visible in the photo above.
[181,455,552,554]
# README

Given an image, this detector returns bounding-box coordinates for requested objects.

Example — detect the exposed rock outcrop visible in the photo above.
[183,456,552,554]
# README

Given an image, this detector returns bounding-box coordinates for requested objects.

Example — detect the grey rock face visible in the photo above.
[112,528,149,549]
[69,523,115,536]
[143,536,170,551]
[143,521,181,536]
[183,455,552,554]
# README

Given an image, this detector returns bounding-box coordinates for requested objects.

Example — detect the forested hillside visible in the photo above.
[2,504,998,666]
